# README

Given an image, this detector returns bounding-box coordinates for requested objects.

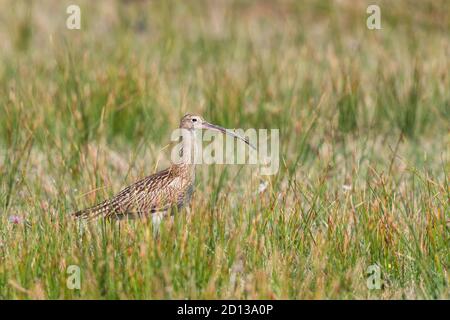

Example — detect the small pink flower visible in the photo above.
[8,215,23,224]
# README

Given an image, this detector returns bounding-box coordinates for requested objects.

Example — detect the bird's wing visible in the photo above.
[73,168,180,220]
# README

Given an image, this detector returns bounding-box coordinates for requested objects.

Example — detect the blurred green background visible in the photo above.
[0,0,448,299]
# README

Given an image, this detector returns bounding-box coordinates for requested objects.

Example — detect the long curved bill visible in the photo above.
[201,121,256,150]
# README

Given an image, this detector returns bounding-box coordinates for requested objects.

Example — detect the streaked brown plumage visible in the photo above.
[73,163,195,220]
[73,114,253,220]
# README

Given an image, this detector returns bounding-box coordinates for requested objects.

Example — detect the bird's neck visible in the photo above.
[172,129,197,173]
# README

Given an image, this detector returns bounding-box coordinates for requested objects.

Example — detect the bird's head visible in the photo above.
[179,114,205,130]
[179,114,255,149]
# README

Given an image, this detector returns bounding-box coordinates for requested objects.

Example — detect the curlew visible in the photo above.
[73,114,254,220]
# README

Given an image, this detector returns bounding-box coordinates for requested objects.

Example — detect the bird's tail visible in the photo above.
[72,200,111,220]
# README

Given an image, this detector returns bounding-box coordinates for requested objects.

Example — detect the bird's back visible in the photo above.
[73,164,195,220]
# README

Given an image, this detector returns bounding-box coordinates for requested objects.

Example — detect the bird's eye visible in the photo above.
[192,118,197,122]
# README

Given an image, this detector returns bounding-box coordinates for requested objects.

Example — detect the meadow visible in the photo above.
[0,0,448,299]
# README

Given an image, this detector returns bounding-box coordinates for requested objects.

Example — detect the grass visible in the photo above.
[0,0,448,299]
